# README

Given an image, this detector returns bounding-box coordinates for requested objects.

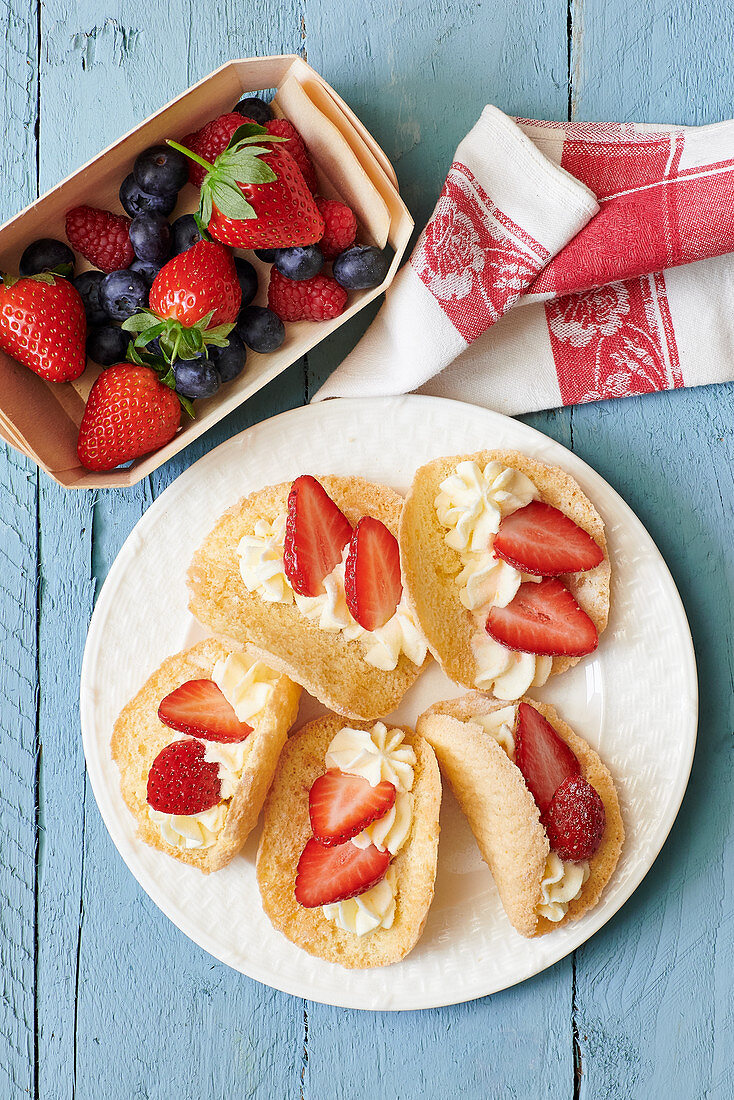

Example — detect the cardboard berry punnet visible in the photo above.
[0,56,412,489]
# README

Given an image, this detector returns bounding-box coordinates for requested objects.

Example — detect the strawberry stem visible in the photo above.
[166,139,215,174]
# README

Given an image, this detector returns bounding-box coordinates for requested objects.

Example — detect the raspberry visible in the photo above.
[542,774,606,862]
[266,118,318,192]
[268,267,347,322]
[315,197,357,259]
[65,206,134,273]
[186,112,250,186]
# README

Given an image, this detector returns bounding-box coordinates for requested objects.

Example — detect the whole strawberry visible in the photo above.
[122,241,241,363]
[0,272,87,382]
[77,363,181,471]
[168,122,323,249]
[149,240,241,326]
[65,206,134,273]
[268,266,347,322]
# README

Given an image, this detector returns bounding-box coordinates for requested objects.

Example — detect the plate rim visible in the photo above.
[80,394,698,1010]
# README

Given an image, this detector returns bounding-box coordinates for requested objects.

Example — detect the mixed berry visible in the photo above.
[1,90,392,472]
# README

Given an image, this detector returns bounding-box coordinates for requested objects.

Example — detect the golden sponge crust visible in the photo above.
[399,450,611,689]
[256,714,441,968]
[417,692,624,937]
[187,476,429,721]
[111,637,301,873]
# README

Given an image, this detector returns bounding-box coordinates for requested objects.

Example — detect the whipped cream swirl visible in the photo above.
[536,852,590,921]
[435,459,553,698]
[321,724,415,936]
[238,512,427,672]
[325,722,416,792]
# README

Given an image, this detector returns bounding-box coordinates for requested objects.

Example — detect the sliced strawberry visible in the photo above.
[542,774,606,861]
[344,516,402,630]
[294,837,390,907]
[283,475,352,597]
[146,739,221,815]
[514,702,580,815]
[309,769,396,846]
[486,577,598,657]
[158,679,252,743]
[494,500,604,576]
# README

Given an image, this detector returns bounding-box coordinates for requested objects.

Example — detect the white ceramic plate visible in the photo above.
[80,396,697,1010]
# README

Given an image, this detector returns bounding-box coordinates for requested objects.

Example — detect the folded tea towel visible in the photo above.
[314,107,734,413]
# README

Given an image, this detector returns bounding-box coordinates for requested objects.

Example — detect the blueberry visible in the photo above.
[119,173,177,218]
[170,214,204,255]
[207,333,247,383]
[100,269,149,321]
[73,270,108,326]
[233,256,258,307]
[254,248,276,263]
[86,325,132,366]
[130,258,163,288]
[233,96,273,124]
[333,245,390,290]
[133,145,189,197]
[145,336,165,360]
[173,357,221,399]
[20,238,75,277]
[129,212,171,263]
[235,306,285,354]
[274,245,324,281]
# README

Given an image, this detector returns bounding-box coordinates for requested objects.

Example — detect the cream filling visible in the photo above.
[322,867,398,936]
[149,803,228,851]
[212,651,279,724]
[474,705,518,757]
[435,459,553,698]
[536,852,590,921]
[351,792,413,855]
[320,725,415,936]
[238,513,427,672]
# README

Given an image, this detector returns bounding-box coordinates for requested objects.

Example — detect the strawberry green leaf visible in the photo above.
[208,178,256,220]
[121,310,159,333]
[221,151,278,184]
[178,395,196,419]
[132,322,166,349]
[199,187,213,226]
[226,122,269,145]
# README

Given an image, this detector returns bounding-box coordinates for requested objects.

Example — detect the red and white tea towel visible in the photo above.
[314,106,734,414]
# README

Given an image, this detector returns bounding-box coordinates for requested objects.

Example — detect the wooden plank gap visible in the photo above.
[70,786,88,1100]
[299,1000,309,1100]
[33,465,41,1100]
[572,953,582,1099]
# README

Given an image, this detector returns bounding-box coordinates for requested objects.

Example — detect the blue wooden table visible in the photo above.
[2,3,732,1097]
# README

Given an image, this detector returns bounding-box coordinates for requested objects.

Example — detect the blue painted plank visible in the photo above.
[0,448,38,1100]
[567,4,734,1097]
[0,3,39,1096]
[33,6,309,1098]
